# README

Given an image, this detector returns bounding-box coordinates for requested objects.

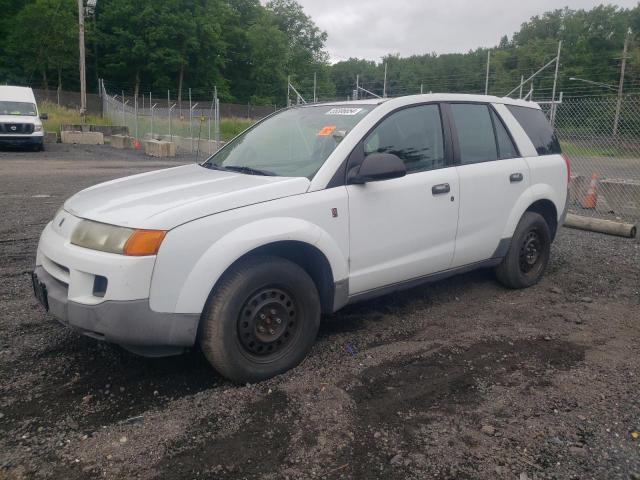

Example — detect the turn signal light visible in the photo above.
[123,230,167,256]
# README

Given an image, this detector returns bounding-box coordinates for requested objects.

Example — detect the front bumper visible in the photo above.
[34,215,200,356]
[33,266,199,356]
[0,135,43,147]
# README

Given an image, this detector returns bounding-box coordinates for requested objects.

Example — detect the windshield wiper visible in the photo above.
[223,166,276,177]
[202,163,226,171]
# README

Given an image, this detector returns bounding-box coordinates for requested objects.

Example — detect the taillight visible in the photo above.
[562,153,571,186]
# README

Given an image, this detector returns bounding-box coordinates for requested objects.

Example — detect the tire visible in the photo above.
[199,255,321,383]
[495,212,552,289]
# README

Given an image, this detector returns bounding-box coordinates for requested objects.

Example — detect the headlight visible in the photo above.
[34,124,43,132]
[71,220,166,256]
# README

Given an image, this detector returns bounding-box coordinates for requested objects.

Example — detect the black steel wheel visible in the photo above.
[496,212,552,289]
[237,288,298,358]
[199,256,321,383]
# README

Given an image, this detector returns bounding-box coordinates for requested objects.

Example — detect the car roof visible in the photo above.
[0,86,37,103]
[304,93,541,110]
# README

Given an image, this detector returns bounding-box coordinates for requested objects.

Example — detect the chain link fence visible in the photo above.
[100,81,276,156]
[543,95,640,222]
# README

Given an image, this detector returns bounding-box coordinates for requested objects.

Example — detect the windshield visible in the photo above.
[0,101,37,116]
[203,104,374,178]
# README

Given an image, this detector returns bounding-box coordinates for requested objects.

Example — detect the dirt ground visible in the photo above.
[1,144,639,480]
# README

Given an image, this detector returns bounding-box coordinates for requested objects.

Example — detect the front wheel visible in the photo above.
[199,256,321,383]
[495,212,551,289]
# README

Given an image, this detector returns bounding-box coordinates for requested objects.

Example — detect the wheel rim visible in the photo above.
[519,229,544,274]
[237,288,298,357]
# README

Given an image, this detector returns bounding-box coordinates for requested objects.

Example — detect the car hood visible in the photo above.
[64,164,311,230]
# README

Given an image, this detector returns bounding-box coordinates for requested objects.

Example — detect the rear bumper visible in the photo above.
[33,266,200,356]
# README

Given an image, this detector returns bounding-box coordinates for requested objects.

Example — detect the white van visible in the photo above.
[33,94,569,383]
[0,86,46,151]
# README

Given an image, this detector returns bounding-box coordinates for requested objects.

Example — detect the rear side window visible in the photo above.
[506,105,561,155]
[451,104,498,165]
[490,109,519,159]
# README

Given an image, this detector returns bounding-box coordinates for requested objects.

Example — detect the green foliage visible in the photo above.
[1,2,638,106]
[2,0,77,91]
[1,0,330,106]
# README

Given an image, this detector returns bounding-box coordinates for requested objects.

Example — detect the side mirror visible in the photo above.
[40,113,48,120]
[348,153,407,184]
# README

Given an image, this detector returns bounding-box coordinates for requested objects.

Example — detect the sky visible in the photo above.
[292,0,639,62]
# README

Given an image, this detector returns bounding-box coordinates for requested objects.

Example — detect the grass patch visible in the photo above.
[220,118,255,141]
[560,141,628,157]
[39,101,111,133]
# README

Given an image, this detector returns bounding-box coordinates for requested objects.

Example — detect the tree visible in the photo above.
[4,0,77,92]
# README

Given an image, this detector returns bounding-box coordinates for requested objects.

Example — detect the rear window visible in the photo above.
[506,105,561,156]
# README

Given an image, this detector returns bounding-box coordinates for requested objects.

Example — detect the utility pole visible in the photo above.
[485,50,491,95]
[355,75,359,101]
[77,0,87,117]
[313,72,317,103]
[551,40,562,125]
[287,75,291,107]
[383,62,388,98]
[613,28,632,137]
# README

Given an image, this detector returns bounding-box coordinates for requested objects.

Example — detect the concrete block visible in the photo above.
[172,136,224,155]
[600,179,640,217]
[111,134,132,149]
[95,125,129,137]
[60,130,104,145]
[44,132,58,144]
[60,124,129,136]
[144,139,176,158]
[60,124,92,133]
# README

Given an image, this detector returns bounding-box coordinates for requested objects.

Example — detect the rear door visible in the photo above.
[347,103,460,295]
[447,103,531,267]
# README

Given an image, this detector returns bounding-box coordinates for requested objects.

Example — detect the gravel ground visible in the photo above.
[1,144,639,480]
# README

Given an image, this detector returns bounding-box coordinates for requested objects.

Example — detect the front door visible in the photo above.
[347,104,460,295]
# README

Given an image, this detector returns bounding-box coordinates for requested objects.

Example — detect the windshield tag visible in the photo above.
[326,108,363,116]
[318,125,337,136]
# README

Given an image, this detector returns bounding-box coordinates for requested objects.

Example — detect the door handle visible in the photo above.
[510,173,524,183]
[432,183,451,195]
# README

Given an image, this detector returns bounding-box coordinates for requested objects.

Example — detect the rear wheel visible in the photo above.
[495,212,551,289]
[199,256,321,383]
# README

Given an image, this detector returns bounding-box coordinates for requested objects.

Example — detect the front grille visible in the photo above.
[0,123,34,135]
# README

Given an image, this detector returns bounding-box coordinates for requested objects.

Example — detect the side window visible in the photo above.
[490,109,519,159]
[506,105,561,155]
[451,104,498,165]
[364,105,445,173]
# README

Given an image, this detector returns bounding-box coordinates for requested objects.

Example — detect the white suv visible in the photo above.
[33,94,569,382]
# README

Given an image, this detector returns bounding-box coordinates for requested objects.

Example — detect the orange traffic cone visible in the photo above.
[581,173,599,209]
